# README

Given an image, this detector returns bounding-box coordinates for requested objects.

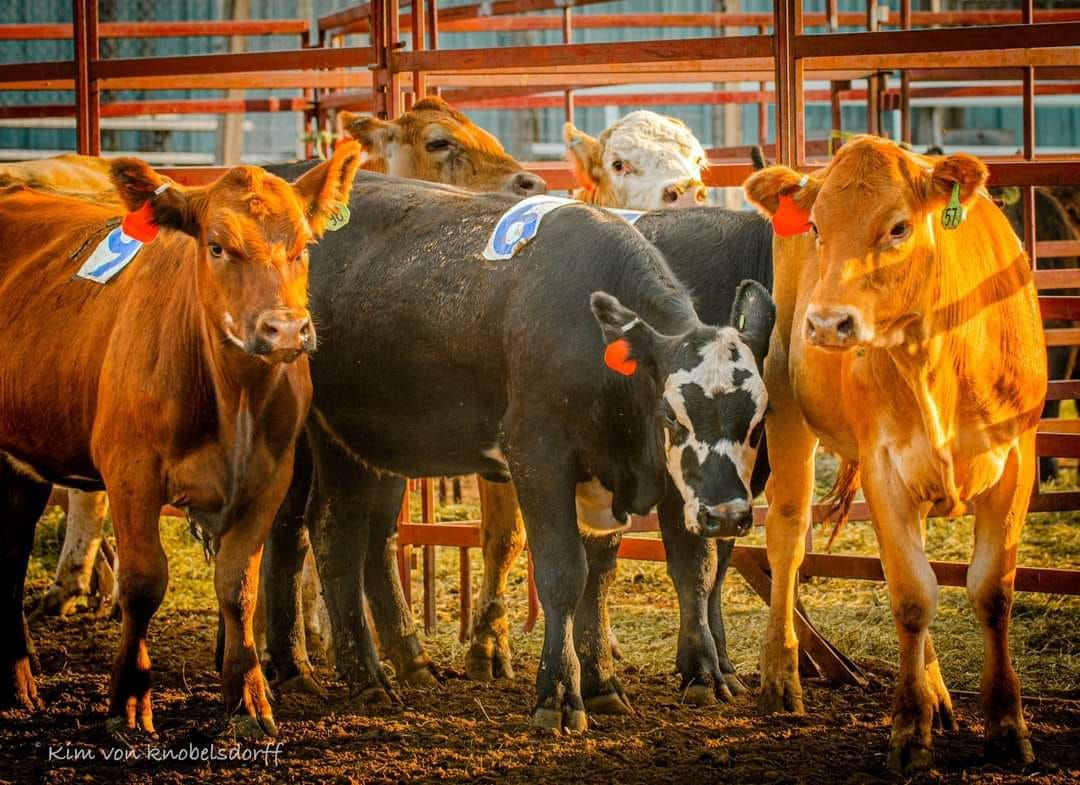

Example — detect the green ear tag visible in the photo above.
[941,182,964,230]
[738,313,746,331]
[326,202,350,232]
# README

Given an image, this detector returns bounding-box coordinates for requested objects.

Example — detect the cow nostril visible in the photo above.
[836,315,855,338]
[662,186,679,203]
[262,323,279,337]
[806,318,817,337]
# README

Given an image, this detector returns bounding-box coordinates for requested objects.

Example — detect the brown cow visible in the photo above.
[0,145,360,737]
[744,137,1045,772]
[0,153,113,193]
[341,96,546,196]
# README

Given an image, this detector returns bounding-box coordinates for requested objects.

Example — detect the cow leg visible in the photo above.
[106,477,167,734]
[305,436,396,706]
[657,486,726,705]
[574,530,631,715]
[466,478,525,681]
[861,468,937,774]
[0,461,50,709]
[708,538,747,697]
[39,490,110,617]
[924,633,956,731]
[758,366,818,716]
[215,484,283,739]
[512,464,587,733]
[969,435,1036,765]
[362,473,437,689]
[263,437,326,697]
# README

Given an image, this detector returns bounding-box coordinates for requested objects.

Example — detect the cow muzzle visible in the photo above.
[698,498,753,539]
[504,171,547,197]
[660,179,707,209]
[805,306,864,349]
[250,310,316,363]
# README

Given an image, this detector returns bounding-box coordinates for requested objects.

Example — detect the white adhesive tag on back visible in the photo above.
[76,227,143,284]
[482,195,647,261]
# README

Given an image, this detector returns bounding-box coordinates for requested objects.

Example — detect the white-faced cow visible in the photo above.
[0,146,360,738]
[564,110,708,210]
[744,136,1045,773]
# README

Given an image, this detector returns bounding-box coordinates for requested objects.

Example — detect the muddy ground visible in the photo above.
[2,607,1077,785]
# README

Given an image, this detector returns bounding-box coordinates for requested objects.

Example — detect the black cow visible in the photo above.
[994,186,1080,482]
[258,168,775,730]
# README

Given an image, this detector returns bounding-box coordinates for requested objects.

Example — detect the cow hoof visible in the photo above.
[887,739,933,775]
[278,673,327,698]
[464,646,514,682]
[934,703,957,732]
[348,686,396,709]
[231,714,278,739]
[584,691,633,716]
[757,678,804,715]
[722,673,748,697]
[31,586,80,619]
[682,683,717,707]
[399,663,439,689]
[985,727,1036,766]
[531,707,589,735]
[3,657,43,711]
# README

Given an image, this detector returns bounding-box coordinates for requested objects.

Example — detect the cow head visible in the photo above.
[565,111,708,210]
[341,97,546,196]
[591,281,774,538]
[109,143,362,364]
[744,136,990,350]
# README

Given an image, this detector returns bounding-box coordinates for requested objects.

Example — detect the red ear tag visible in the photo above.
[772,193,812,238]
[121,200,160,243]
[604,338,637,376]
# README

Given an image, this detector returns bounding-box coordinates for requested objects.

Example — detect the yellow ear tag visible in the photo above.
[738,314,746,331]
[326,202,350,232]
[941,182,965,230]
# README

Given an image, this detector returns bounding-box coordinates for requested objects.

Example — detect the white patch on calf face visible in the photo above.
[599,111,706,211]
[662,327,767,535]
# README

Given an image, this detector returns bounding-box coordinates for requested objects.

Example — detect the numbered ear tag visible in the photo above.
[326,202,350,232]
[941,182,965,230]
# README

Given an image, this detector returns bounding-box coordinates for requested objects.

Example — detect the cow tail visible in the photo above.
[821,460,860,551]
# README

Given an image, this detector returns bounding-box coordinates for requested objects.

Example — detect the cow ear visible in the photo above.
[929,153,987,206]
[109,157,199,237]
[341,111,396,159]
[743,164,820,218]
[590,292,657,378]
[729,280,776,371]
[564,122,604,193]
[292,140,363,237]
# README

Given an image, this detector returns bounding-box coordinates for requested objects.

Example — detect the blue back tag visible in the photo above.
[483,196,648,261]
[76,227,143,284]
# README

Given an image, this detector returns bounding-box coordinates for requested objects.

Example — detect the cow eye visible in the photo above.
[426,138,451,152]
[809,221,818,237]
[889,221,910,240]
[612,159,624,172]
[208,243,225,258]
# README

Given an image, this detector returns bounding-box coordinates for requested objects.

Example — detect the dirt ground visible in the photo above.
[6,471,1079,785]
[1,607,1078,785]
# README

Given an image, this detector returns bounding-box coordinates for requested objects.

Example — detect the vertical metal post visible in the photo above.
[74,0,100,155]
[830,81,843,145]
[899,0,912,143]
[1022,0,1036,268]
[458,547,472,644]
[562,8,574,126]
[865,0,880,137]
[421,478,437,634]
[412,0,427,101]
[397,482,412,607]
[825,0,839,32]
[773,0,803,166]
[371,0,387,118]
[426,0,440,99]
[757,25,768,146]
[386,0,401,118]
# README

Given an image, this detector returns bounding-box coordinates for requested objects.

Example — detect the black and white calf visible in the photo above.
[258,168,774,730]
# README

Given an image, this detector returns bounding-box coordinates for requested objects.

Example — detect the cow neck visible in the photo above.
[194,281,290,525]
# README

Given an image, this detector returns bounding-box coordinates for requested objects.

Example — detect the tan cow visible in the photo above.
[341,96,546,196]
[0,153,112,193]
[743,136,1045,772]
[564,110,708,210]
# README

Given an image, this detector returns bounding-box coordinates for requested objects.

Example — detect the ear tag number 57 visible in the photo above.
[941,182,965,230]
